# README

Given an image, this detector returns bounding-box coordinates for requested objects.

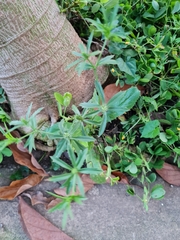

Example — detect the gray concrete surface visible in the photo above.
[0,166,180,240]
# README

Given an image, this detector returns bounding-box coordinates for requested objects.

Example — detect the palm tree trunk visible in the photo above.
[0,0,108,127]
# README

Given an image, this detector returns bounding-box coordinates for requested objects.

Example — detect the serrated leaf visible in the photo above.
[107,87,140,121]
[116,58,133,76]
[126,58,136,76]
[111,26,129,39]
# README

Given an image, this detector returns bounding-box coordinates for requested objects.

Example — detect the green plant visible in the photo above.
[61,0,180,208]
[0,75,140,228]
[0,0,180,228]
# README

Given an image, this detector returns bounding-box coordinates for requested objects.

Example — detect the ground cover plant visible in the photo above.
[0,0,180,230]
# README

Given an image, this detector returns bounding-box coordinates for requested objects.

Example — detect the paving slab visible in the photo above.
[0,167,180,240]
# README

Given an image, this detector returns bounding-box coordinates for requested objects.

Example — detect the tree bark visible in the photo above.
[0,0,108,127]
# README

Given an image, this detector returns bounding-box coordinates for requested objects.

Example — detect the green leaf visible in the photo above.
[111,26,129,39]
[174,147,180,155]
[71,51,83,57]
[79,102,100,109]
[54,140,67,158]
[80,168,102,174]
[98,113,107,136]
[151,184,166,199]
[49,173,70,182]
[24,135,36,152]
[104,146,114,153]
[2,147,12,157]
[152,159,164,169]
[154,6,166,19]
[116,58,134,76]
[146,173,156,183]
[63,92,72,107]
[172,1,180,14]
[107,87,140,121]
[26,103,33,119]
[66,58,82,69]
[72,105,81,115]
[94,80,105,103]
[10,120,24,127]
[51,157,72,171]
[98,55,117,66]
[141,120,160,138]
[100,0,109,3]
[90,173,106,184]
[159,132,167,142]
[139,78,151,83]
[76,149,88,169]
[68,146,77,167]
[143,12,155,19]
[76,62,93,75]
[126,58,136,76]
[152,0,159,11]
[72,136,95,142]
[143,96,158,111]
[104,0,119,9]
[54,92,64,105]
[31,107,44,119]
[126,187,135,196]
[87,31,93,52]
[0,153,3,163]
[125,162,138,174]
[134,158,143,166]
[76,175,85,196]
[91,3,100,13]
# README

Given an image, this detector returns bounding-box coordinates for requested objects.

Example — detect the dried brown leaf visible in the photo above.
[0,174,43,200]
[102,165,129,184]
[12,142,48,176]
[47,198,62,210]
[156,162,180,186]
[104,83,144,102]
[19,197,73,240]
[0,132,48,177]
[22,191,55,207]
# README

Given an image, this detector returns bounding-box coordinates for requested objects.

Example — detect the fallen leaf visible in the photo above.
[19,197,73,240]
[156,162,180,186]
[22,191,60,210]
[47,198,62,210]
[104,83,144,102]
[12,142,48,176]
[22,191,55,207]
[0,132,48,177]
[102,165,129,184]
[0,174,43,200]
